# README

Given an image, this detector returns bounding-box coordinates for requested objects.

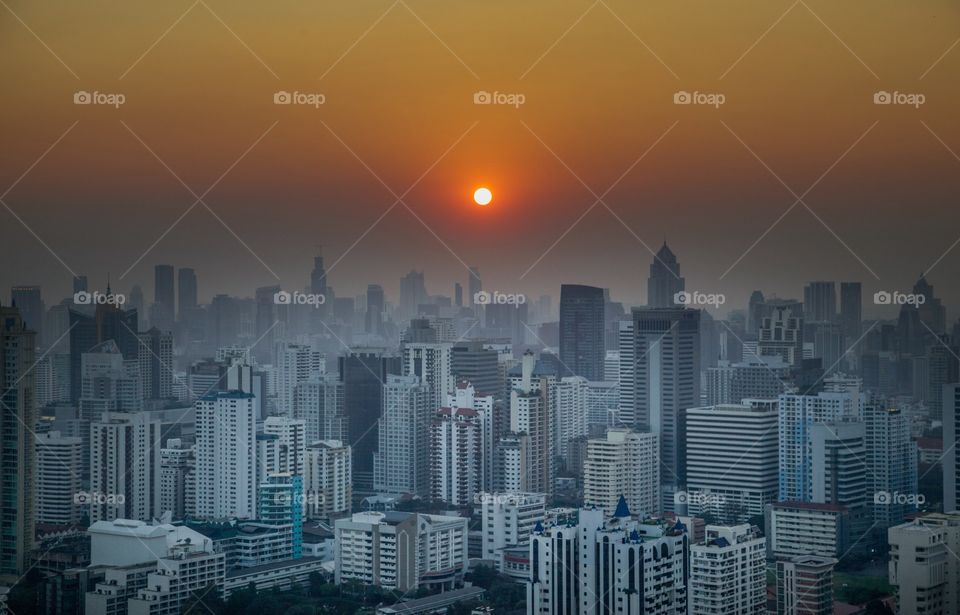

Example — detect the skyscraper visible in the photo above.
[468,266,482,307]
[629,307,700,506]
[689,525,766,615]
[138,327,173,400]
[943,384,960,513]
[583,427,659,517]
[558,284,605,380]
[153,264,175,330]
[9,285,42,343]
[757,303,804,367]
[365,284,384,335]
[373,374,431,496]
[400,270,427,317]
[195,391,258,519]
[0,305,37,577]
[646,241,684,308]
[839,281,862,341]
[803,281,837,323]
[775,555,836,615]
[177,267,197,320]
[89,411,162,522]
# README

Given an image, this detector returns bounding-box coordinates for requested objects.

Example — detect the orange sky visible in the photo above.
[2,0,959,312]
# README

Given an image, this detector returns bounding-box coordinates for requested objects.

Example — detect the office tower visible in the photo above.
[493,434,529,493]
[803,281,837,323]
[778,390,860,502]
[747,290,765,334]
[510,352,553,495]
[402,342,453,414]
[187,358,227,400]
[586,380,618,429]
[309,252,328,297]
[558,284,605,380]
[89,411,162,522]
[153,264,175,330]
[555,376,589,463]
[207,293,241,350]
[195,391,258,519]
[865,402,918,529]
[646,241,685,308]
[758,304,804,366]
[400,270,428,317]
[304,440,351,521]
[128,284,144,319]
[603,350,619,381]
[10,285,42,342]
[810,422,870,542]
[159,438,194,521]
[335,511,468,591]
[583,427,659,517]
[339,350,400,490]
[928,338,960,420]
[257,473,303,559]
[944,384,960,512]
[913,274,947,334]
[73,275,88,295]
[686,401,778,522]
[430,404,483,506]
[176,267,197,320]
[451,341,500,396]
[888,512,960,615]
[629,307,700,507]
[617,320,635,424]
[36,431,83,525]
[454,282,463,307]
[294,374,344,444]
[374,374,432,496]
[275,342,325,416]
[775,555,836,615]
[769,502,853,560]
[480,492,547,563]
[254,285,281,363]
[689,525,765,615]
[809,321,845,373]
[705,357,791,405]
[263,416,306,476]
[839,282,862,341]
[34,351,70,408]
[468,266,482,307]
[68,294,139,403]
[78,340,144,421]
[137,327,173,400]
[365,284,385,335]
[528,504,689,615]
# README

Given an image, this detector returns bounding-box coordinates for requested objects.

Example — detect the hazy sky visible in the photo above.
[2,1,959,319]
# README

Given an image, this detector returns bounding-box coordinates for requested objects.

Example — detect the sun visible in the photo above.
[473,187,492,206]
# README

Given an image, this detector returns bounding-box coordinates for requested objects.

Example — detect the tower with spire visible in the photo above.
[647,241,685,308]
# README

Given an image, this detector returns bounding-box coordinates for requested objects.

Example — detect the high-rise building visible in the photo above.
[374,374,431,496]
[928,338,960,421]
[554,376,589,463]
[689,524,766,615]
[400,270,428,317]
[304,440,351,521]
[450,341,500,397]
[402,342,453,414]
[646,241,685,308]
[468,266,482,308]
[159,438,195,521]
[778,390,860,502]
[888,512,960,615]
[758,304,804,366]
[705,357,791,405]
[430,383,493,505]
[137,327,173,400]
[177,267,197,320]
[294,374,345,444]
[803,281,837,323]
[89,411,162,522]
[839,282,862,341]
[153,264,175,330]
[775,555,836,615]
[528,503,688,615]
[195,391,258,519]
[629,307,700,507]
[339,350,400,490]
[263,416,307,476]
[78,340,144,421]
[769,502,852,560]
[509,352,553,495]
[275,342,325,417]
[36,430,83,525]
[558,284,605,380]
[68,296,139,403]
[865,402,917,529]
[810,421,870,542]
[686,401,778,522]
[583,427,659,517]
[480,492,547,565]
[0,304,37,576]
[943,384,960,512]
[365,284,384,336]
[10,285,42,343]
[257,473,303,560]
